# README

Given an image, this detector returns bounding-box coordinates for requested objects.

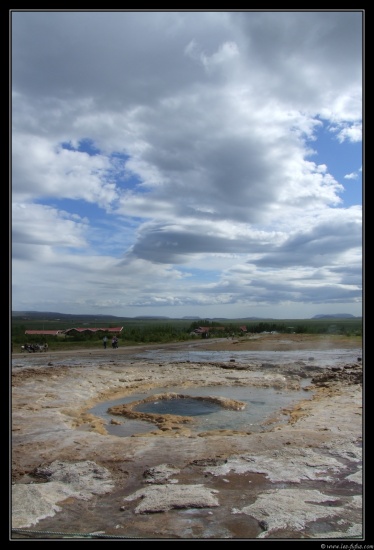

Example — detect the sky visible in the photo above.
[11,10,363,319]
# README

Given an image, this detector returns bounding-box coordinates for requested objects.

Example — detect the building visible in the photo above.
[193,326,225,338]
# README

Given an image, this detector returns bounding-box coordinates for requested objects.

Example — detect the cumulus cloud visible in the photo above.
[344,172,359,180]
[11,10,363,317]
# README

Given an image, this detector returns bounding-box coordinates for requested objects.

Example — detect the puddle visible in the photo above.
[89,384,313,437]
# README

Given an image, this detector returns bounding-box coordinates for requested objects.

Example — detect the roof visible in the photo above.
[193,327,210,333]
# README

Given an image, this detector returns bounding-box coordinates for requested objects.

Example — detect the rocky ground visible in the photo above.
[11,333,364,541]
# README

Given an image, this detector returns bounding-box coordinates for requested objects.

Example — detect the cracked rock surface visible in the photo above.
[11,334,363,540]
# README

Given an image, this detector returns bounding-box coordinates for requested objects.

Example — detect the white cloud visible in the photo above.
[11,11,363,317]
[344,172,359,180]
[12,203,89,251]
[329,121,362,143]
[12,134,119,208]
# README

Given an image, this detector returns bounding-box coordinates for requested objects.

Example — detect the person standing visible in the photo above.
[103,336,108,349]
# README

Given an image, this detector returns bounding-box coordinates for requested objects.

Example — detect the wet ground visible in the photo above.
[11,334,364,540]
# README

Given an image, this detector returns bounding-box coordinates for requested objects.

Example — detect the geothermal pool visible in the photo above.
[89,383,313,437]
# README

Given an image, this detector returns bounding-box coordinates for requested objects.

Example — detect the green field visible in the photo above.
[11,313,362,352]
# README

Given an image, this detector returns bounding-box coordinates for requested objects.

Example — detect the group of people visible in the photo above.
[21,343,48,353]
[103,336,118,349]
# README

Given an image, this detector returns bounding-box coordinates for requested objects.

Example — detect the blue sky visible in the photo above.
[11,10,363,319]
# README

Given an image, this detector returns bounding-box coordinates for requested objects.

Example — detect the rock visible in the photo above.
[143,464,180,484]
[123,483,220,513]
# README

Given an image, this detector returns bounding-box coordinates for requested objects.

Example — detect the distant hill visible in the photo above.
[133,316,171,319]
[12,311,360,322]
[238,317,275,320]
[312,314,357,319]
[12,311,123,321]
[182,316,201,320]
